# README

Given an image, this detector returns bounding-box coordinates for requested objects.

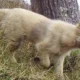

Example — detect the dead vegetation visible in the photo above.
[0,35,56,80]
[0,29,79,80]
[0,0,27,9]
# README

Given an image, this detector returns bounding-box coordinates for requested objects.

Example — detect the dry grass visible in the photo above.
[64,50,80,80]
[0,0,27,9]
[0,30,79,80]
[0,36,56,80]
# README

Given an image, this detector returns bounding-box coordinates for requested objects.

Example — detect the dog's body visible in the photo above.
[0,8,80,80]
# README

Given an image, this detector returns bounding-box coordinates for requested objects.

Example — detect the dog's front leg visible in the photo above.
[54,54,66,80]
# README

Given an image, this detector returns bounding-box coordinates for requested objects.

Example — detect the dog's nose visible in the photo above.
[34,57,40,63]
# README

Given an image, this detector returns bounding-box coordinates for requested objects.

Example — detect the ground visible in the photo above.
[0,32,80,80]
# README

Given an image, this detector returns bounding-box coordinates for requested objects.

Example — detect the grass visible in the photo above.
[0,0,27,9]
[64,50,80,80]
[0,37,57,80]
[0,33,79,80]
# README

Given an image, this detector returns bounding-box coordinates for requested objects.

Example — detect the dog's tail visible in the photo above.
[0,9,9,21]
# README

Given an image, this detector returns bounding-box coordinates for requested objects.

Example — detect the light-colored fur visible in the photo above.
[0,8,80,80]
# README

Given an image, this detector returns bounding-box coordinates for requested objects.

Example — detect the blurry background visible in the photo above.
[77,0,80,9]
[26,0,80,9]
